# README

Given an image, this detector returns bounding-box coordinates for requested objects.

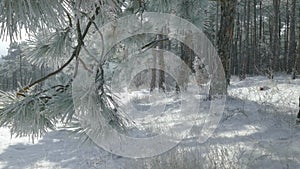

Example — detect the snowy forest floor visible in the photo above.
[1,76,300,169]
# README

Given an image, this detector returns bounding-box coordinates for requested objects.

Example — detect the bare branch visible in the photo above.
[78,57,93,73]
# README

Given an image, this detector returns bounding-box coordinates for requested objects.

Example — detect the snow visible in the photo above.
[0,41,9,57]
[1,75,300,168]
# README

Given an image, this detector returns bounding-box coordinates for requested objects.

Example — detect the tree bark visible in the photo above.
[217,0,237,87]
[158,34,165,92]
[253,0,257,74]
[284,0,290,72]
[292,5,300,79]
[150,52,157,92]
[289,0,296,74]
[272,0,280,72]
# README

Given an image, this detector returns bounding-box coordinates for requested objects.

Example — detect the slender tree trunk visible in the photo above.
[158,34,165,92]
[150,51,157,92]
[233,6,240,75]
[253,0,257,74]
[272,0,280,72]
[289,0,296,74]
[215,2,219,44]
[216,0,237,88]
[246,0,251,74]
[150,34,166,92]
[278,2,282,71]
[292,6,300,79]
[284,0,290,72]
[268,9,274,79]
[240,0,249,80]
[176,0,193,91]
[259,0,263,40]
[238,1,244,78]
[177,43,191,91]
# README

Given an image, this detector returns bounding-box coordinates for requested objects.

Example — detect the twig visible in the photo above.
[34,83,71,97]
[78,57,93,73]
[64,9,73,28]
[82,44,100,63]
[73,58,80,78]
[80,12,105,64]
[140,38,169,51]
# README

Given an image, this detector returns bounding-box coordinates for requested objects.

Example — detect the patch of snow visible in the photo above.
[0,75,300,168]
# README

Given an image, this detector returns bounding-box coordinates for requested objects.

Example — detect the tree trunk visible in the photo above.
[289,0,296,74]
[240,0,248,80]
[246,0,251,74]
[284,0,290,72]
[253,0,257,74]
[292,5,300,79]
[272,0,280,72]
[158,34,165,92]
[233,6,240,75]
[259,0,263,40]
[217,0,237,87]
[150,34,166,92]
[150,50,157,92]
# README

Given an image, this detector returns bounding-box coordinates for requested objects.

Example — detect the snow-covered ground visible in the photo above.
[1,76,300,168]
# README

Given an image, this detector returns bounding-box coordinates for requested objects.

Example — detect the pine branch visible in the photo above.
[17,16,95,96]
